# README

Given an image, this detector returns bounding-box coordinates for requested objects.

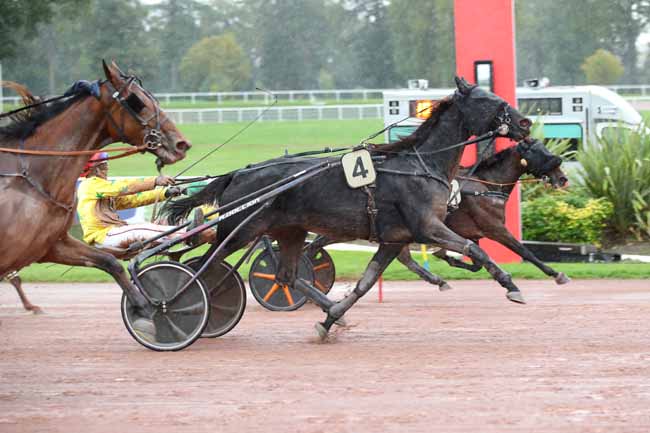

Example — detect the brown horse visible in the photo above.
[0,60,189,315]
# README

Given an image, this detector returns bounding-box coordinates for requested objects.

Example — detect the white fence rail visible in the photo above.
[166,104,383,124]
[0,89,383,106]
[607,85,650,96]
[3,84,650,119]
[155,89,384,104]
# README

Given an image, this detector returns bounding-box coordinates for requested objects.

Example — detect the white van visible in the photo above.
[383,84,643,152]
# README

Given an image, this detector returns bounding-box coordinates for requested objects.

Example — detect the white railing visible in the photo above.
[0,89,384,108]
[154,89,384,104]
[165,104,383,124]
[4,84,650,110]
[608,85,650,96]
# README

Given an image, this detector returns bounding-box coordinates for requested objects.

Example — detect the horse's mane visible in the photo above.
[372,96,455,154]
[0,82,89,141]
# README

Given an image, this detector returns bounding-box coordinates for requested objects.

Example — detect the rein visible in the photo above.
[0,95,69,120]
[0,144,146,160]
[456,176,542,187]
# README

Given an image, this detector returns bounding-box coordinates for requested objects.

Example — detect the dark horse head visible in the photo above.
[515,139,568,188]
[101,60,190,165]
[453,77,531,141]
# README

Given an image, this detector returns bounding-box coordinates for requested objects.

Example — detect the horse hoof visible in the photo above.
[555,272,570,285]
[132,318,156,341]
[29,306,44,315]
[314,322,329,341]
[506,291,526,304]
[439,282,453,291]
[335,317,347,327]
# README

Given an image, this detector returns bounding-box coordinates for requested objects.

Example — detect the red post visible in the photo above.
[454,0,521,263]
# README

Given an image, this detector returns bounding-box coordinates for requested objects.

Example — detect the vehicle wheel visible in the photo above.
[121,261,209,352]
[248,248,314,311]
[305,247,336,294]
[184,257,246,338]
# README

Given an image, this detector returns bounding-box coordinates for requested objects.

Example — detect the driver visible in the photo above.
[77,152,214,249]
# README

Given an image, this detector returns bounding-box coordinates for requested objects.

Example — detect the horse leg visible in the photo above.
[420,221,526,304]
[397,246,452,291]
[40,235,152,314]
[316,243,403,339]
[6,273,43,314]
[485,227,570,285]
[273,231,336,312]
[274,230,308,307]
[434,249,482,272]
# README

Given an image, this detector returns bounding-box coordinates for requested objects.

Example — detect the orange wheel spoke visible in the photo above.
[314,280,327,293]
[263,283,280,302]
[253,272,276,281]
[282,285,294,306]
[312,263,331,272]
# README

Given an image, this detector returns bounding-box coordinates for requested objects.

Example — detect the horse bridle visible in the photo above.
[102,75,167,152]
[0,77,169,213]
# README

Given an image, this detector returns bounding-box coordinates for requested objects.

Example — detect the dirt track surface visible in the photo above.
[2,279,650,433]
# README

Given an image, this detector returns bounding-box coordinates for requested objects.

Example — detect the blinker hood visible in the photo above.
[516,140,562,177]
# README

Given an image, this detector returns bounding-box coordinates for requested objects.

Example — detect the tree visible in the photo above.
[516,0,612,85]
[581,49,625,84]
[148,0,202,91]
[0,0,88,60]
[80,0,158,84]
[602,1,650,83]
[252,0,330,89]
[1,3,92,94]
[388,0,455,87]
[179,33,251,91]
[344,0,399,88]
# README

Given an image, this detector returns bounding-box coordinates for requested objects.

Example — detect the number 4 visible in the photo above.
[352,157,369,178]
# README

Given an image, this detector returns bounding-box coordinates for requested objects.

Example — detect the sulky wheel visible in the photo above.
[184,257,246,338]
[121,261,209,352]
[304,247,336,294]
[248,248,314,311]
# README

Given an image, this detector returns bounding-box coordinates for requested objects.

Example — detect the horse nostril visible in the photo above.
[560,177,568,186]
[520,118,532,129]
[175,141,190,153]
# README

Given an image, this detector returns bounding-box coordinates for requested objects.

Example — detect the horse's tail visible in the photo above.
[1,81,39,106]
[164,172,234,224]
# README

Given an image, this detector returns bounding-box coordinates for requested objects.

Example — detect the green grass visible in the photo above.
[106,119,384,176]
[16,249,650,283]
[642,110,650,122]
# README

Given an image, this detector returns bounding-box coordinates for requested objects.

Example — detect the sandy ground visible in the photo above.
[1,279,650,433]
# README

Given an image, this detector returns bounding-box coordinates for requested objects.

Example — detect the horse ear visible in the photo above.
[102,59,113,81]
[103,59,124,88]
[111,60,126,77]
[454,76,472,95]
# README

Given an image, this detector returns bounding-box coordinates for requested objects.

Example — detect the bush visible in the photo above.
[577,124,650,239]
[522,192,613,245]
[580,49,625,85]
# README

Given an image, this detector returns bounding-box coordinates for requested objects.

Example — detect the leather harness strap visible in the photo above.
[460,189,510,200]
[362,184,380,243]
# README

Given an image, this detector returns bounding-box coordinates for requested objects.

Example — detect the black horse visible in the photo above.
[165,77,532,338]
[305,138,570,290]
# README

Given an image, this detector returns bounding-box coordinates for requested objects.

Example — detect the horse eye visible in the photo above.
[519,118,532,129]
[126,93,145,113]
